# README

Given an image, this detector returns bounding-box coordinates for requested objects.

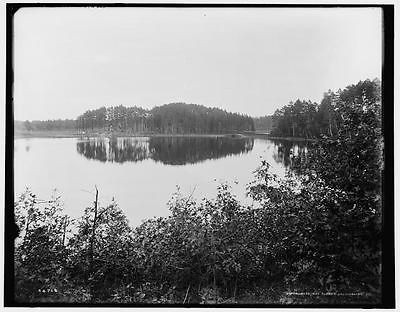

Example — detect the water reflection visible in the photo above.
[272,140,310,170]
[16,137,312,227]
[76,136,254,165]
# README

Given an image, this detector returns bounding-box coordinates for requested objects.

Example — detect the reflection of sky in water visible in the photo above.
[14,137,303,227]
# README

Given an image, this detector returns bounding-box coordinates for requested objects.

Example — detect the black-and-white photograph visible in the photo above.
[5,3,394,307]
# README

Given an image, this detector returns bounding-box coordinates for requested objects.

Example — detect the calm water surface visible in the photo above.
[14,136,307,227]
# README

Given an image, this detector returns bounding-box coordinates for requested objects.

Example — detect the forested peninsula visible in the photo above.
[16,79,381,141]
[16,103,255,136]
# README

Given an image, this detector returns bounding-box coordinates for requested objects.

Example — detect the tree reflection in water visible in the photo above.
[76,137,150,163]
[76,136,254,165]
[272,140,310,171]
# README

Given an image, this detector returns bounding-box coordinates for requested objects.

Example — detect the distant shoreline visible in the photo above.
[14,131,239,139]
[13,130,317,142]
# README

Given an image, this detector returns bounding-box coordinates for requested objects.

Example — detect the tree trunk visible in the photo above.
[211,231,217,303]
[89,186,99,301]
[62,215,68,246]
[233,274,238,299]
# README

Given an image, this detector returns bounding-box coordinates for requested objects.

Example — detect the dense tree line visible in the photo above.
[271,100,319,138]
[252,115,273,132]
[15,119,76,132]
[16,103,254,135]
[14,79,382,304]
[76,103,254,134]
[77,105,150,133]
[149,103,254,134]
[270,79,381,139]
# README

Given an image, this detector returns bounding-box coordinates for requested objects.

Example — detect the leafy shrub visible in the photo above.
[14,190,71,302]
[68,200,135,300]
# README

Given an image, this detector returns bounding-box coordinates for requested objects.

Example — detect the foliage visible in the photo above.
[247,161,380,294]
[271,99,319,138]
[68,199,135,301]
[270,78,381,140]
[291,78,383,293]
[17,103,255,134]
[76,103,254,134]
[253,115,273,132]
[14,189,71,302]
[15,119,76,132]
[149,103,254,134]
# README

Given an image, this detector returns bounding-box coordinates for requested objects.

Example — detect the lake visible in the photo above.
[14,136,308,227]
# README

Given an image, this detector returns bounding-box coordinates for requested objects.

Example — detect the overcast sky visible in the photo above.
[13,7,382,120]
